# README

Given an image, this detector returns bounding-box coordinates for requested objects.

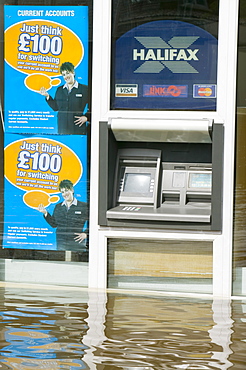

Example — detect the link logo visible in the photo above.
[133,37,199,74]
[143,85,188,98]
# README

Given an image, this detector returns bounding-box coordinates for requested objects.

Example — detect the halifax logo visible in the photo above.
[133,36,199,74]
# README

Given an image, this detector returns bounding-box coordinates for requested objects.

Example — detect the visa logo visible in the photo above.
[120,87,134,93]
[115,84,138,97]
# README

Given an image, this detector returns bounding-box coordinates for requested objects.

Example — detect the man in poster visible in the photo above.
[40,62,89,135]
[38,179,88,251]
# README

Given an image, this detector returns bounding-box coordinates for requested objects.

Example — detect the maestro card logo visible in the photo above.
[193,84,217,98]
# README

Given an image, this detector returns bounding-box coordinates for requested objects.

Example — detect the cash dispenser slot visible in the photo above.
[99,119,223,231]
[160,162,212,223]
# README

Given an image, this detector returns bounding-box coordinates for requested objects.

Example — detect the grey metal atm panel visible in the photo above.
[98,121,223,231]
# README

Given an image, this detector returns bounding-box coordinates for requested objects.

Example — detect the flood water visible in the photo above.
[0,286,245,369]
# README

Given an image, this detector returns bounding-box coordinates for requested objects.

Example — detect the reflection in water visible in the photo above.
[0,287,90,369]
[208,300,233,369]
[0,286,245,369]
[82,290,107,370]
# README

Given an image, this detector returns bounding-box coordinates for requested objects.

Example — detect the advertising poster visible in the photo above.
[112,20,218,111]
[3,133,88,251]
[4,5,89,134]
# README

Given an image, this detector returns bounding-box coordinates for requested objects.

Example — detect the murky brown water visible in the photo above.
[0,286,245,369]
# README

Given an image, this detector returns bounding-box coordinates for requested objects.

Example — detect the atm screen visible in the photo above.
[189,172,212,188]
[118,166,156,204]
[124,173,151,193]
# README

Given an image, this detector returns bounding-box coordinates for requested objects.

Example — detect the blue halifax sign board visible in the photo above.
[112,20,217,111]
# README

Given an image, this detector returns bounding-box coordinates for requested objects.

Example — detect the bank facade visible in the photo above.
[0,0,245,298]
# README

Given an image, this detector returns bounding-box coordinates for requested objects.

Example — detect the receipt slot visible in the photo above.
[98,119,223,231]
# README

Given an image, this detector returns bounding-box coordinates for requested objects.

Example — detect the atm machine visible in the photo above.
[98,119,223,231]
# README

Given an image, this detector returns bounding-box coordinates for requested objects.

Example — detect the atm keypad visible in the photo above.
[122,206,141,212]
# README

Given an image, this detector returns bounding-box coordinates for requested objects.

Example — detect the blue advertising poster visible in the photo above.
[3,133,88,251]
[4,6,89,134]
[112,20,217,110]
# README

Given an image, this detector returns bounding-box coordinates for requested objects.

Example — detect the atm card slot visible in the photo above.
[162,192,211,206]
[162,192,180,204]
[186,193,211,204]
